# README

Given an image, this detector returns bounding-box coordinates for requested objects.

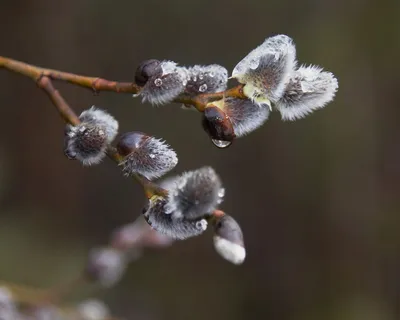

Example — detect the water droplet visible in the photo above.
[149,154,156,159]
[164,203,173,214]
[199,84,207,92]
[154,78,163,86]
[212,139,232,148]
[193,76,197,82]
[249,59,259,70]
[196,219,207,230]
[199,74,204,80]
[217,188,225,204]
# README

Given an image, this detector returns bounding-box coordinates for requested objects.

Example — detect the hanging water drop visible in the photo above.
[211,139,232,148]
[154,78,163,86]
[199,84,207,92]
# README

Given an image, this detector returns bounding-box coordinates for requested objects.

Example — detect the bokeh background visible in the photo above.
[0,0,400,319]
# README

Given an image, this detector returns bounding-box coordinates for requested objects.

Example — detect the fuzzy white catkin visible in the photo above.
[184,64,228,94]
[79,106,119,142]
[64,107,118,166]
[143,196,208,240]
[232,34,297,106]
[220,98,270,137]
[164,166,224,220]
[275,65,339,121]
[86,248,127,287]
[214,236,246,265]
[140,61,188,105]
[120,136,178,180]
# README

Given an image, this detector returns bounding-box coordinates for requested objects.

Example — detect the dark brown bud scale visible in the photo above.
[117,131,149,157]
[135,59,162,87]
[213,214,244,247]
[202,105,236,142]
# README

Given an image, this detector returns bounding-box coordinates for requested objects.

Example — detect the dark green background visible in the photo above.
[0,0,399,319]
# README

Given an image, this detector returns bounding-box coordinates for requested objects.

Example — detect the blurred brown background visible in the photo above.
[0,0,399,319]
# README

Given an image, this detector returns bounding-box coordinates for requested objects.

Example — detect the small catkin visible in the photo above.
[143,196,208,240]
[275,65,339,120]
[64,107,118,166]
[117,131,178,180]
[232,34,297,106]
[164,166,224,220]
[213,214,246,265]
[139,61,188,105]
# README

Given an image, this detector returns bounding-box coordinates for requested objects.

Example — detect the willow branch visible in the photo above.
[0,56,140,93]
[0,57,171,314]
[0,56,246,111]
[37,76,81,125]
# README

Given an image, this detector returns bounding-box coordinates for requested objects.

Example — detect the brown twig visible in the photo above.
[36,76,81,125]
[0,56,140,94]
[0,55,246,111]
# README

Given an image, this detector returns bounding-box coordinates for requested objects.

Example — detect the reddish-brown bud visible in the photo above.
[134,59,162,87]
[202,105,235,148]
[116,131,148,157]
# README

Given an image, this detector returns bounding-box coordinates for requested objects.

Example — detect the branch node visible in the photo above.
[92,78,101,95]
